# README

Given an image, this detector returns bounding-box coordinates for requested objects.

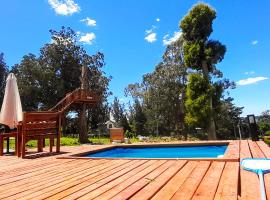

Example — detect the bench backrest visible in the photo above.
[22,112,61,135]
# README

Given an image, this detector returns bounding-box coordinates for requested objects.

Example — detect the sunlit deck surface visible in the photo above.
[0,140,269,200]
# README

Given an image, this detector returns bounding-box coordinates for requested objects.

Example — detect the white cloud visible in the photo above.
[244,71,255,75]
[48,0,80,16]
[80,17,97,27]
[251,40,258,45]
[163,31,182,45]
[145,32,157,43]
[237,77,268,86]
[156,18,160,22]
[79,33,96,45]
[145,25,156,34]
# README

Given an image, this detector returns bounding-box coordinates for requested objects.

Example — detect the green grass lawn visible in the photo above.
[2,136,112,149]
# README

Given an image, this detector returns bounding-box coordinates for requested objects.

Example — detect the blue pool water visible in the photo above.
[85,145,227,158]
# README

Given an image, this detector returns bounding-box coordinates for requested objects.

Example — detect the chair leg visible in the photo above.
[21,135,26,158]
[0,135,3,156]
[56,136,60,153]
[15,135,17,156]
[49,137,53,152]
[17,133,21,157]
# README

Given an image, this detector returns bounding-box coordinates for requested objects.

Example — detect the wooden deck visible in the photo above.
[0,140,269,200]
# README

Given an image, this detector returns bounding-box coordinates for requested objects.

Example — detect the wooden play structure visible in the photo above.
[0,66,101,158]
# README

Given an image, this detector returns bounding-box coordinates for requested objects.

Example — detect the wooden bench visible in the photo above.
[20,112,61,158]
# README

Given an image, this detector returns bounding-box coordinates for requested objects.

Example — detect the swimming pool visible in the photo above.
[85,145,227,159]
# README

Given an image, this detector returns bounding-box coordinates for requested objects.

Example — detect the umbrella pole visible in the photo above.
[258,171,267,200]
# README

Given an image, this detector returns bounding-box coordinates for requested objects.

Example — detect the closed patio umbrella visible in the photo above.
[0,73,23,153]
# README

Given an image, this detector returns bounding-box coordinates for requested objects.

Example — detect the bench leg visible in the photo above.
[56,136,60,153]
[0,135,3,156]
[38,139,43,152]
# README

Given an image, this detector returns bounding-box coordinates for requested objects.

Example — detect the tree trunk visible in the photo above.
[202,61,217,140]
[79,103,89,143]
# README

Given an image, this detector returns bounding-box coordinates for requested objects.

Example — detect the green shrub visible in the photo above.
[265,131,270,136]
[125,130,135,138]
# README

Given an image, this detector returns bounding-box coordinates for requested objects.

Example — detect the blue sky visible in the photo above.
[1,0,270,116]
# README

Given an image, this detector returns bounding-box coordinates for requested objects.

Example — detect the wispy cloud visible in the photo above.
[244,71,255,75]
[237,76,268,86]
[156,18,160,22]
[144,25,157,43]
[80,17,97,27]
[145,33,157,43]
[145,25,156,34]
[79,33,96,45]
[163,31,182,45]
[251,40,258,45]
[48,0,80,16]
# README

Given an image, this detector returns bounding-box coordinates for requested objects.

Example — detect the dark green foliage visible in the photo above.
[180,3,228,139]
[11,27,111,140]
[132,99,147,135]
[126,39,186,136]
[111,97,130,132]
[11,54,50,111]
[180,4,216,41]
[185,74,211,128]
[215,97,243,139]
[258,110,270,133]
[0,53,9,104]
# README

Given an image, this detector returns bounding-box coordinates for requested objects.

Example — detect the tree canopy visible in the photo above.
[180,3,227,139]
[11,27,111,142]
[0,53,9,104]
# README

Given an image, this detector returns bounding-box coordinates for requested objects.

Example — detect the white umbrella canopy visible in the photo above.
[0,73,23,129]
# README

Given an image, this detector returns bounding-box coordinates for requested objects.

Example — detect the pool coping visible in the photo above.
[57,140,240,162]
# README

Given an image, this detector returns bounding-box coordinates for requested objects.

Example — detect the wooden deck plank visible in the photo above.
[223,140,239,160]
[76,160,161,200]
[256,141,270,199]
[57,160,149,200]
[109,160,176,200]
[151,161,197,200]
[240,140,261,200]
[0,159,82,186]
[214,162,239,200]
[0,141,269,200]
[0,158,74,178]
[240,140,252,159]
[129,160,187,200]
[191,161,225,200]
[256,141,270,157]
[0,159,95,196]
[248,140,265,158]
[2,159,130,200]
[0,159,110,199]
[171,161,211,200]
[14,159,133,200]
[93,160,170,200]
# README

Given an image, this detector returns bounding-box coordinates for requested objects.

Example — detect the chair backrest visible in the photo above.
[22,112,61,135]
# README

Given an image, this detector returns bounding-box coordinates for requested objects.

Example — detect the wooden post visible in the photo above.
[79,66,90,143]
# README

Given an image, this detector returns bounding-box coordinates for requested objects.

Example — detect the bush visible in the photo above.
[265,131,270,136]
[125,130,135,138]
